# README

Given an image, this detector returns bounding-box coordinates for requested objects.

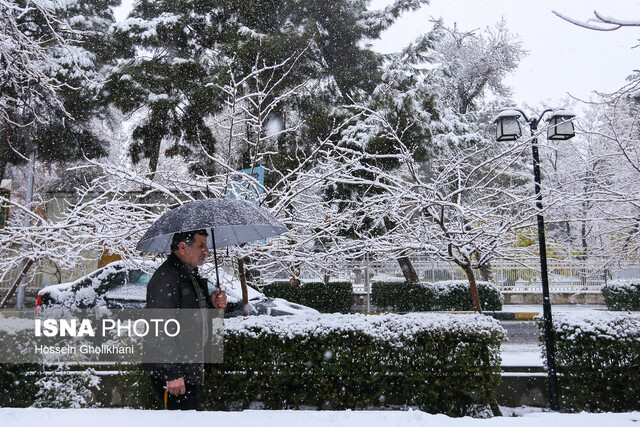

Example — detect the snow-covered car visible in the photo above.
[35,260,318,317]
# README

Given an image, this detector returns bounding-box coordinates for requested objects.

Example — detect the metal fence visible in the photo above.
[3,254,638,309]
[284,257,638,295]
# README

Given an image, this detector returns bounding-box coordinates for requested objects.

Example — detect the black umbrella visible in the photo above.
[136,198,287,287]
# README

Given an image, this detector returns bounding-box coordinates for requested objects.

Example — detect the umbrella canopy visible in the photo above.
[136,198,287,253]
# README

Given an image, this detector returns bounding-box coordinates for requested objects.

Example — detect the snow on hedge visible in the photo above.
[225,312,505,342]
[552,311,640,340]
[1,312,505,341]
[602,279,640,289]
[425,280,500,293]
[0,315,34,334]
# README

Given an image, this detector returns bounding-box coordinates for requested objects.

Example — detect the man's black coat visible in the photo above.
[144,252,214,385]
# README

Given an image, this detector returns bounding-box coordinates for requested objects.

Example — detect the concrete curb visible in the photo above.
[486,312,540,321]
[363,311,542,320]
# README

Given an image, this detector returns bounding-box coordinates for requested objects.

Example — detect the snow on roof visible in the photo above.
[493,109,522,122]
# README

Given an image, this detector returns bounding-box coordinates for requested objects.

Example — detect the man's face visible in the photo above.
[177,233,210,268]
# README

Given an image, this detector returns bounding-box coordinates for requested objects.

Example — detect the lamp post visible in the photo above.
[494,108,576,411]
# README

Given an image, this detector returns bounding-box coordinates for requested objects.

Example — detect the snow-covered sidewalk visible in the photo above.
[1,408,639,426]
[501,344,543,367]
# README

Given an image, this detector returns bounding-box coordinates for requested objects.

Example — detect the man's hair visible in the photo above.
[171,229,209,252]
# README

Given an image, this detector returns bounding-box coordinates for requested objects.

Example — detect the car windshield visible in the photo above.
[103,269,150,301]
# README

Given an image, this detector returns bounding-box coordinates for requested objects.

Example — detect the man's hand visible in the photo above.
[211,288,227,309]
[166,377,185,395]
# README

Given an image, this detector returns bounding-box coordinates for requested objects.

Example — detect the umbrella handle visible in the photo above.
[218,308,225,327]
[211,227,225,324]
[211,227,221,289]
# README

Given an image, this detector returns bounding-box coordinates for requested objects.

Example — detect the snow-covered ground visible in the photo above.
[501,344,542,367]
[1,407,638,426]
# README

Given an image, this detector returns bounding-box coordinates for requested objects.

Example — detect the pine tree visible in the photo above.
[107,0,429,180]
[0,0,119,182]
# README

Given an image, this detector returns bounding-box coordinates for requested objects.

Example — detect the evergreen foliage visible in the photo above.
[545,312,640,412]
[32,367,101,408]
[263,281,353,313]
[116,313,504,416]
[115,364,158,409]
[601,280,640,311]
[1,0,117,180]
[107,0,428,178]
[372,280,503,312]
[208,313,504,415]
[0,363,39,407]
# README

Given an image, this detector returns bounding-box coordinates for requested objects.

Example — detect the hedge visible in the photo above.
[262,281,353,313]
[372,280,503,312]
[601,280,640,311]
[542,312,640,412]
[0,313,504,415]
[0,364,40,407]
[119,313,505,416]
[0,364,103,408]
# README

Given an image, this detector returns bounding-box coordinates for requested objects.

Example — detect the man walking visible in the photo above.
[144,229,226,410]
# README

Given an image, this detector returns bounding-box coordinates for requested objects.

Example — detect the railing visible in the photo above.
[286,258,637,294]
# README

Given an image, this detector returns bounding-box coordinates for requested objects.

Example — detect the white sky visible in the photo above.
[370,0,640,108]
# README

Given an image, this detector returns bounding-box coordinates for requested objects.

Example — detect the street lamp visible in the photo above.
[494,108,575,411]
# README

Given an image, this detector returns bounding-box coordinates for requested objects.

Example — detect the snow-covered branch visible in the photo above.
[553,10,640,32]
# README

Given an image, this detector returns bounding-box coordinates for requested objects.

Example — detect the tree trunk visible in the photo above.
[237,257,250,316]
[398,256,419,283]
[0,123,13,183]
[243,255,259,285]
[288,262,301,286]
[148,140,161,181]
[462,264,482,313]
[478,260,494,283]
[0,259,34,308]
[382,216,420,283]
[580,221,588,260]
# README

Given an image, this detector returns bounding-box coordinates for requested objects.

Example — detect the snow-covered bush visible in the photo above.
[262,281,353,313]
[372,281,435,311]
[372,280,502,312]
[200,313,504,416]
[0,363,39,407]
[32,367,101,408]
[116,365,157,409]
[545,312,640,412]
[601,280,640,311]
